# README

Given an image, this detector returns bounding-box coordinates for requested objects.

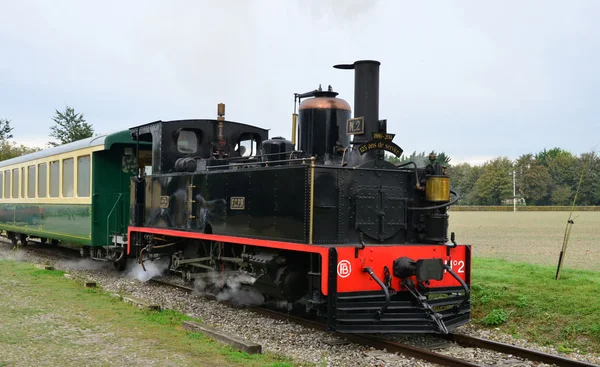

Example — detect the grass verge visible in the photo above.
[0,259,298,367]
[471,257,600,353]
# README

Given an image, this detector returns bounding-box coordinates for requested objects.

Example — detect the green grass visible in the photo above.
[472,257,600,353]
[0,260,298,367]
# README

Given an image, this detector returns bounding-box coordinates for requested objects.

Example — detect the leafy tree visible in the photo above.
[575,152,600,206]
[387,150,451,167]
[447,163,482,205]
[435,151,451,166]
[48,105,94,147]
[535,147,572,166]
[551,185,574,206]
[0,141,41,161]
[0,118,14,141]
[546,152,579,192]
[514,154,552,205]
[0,118,39,161]
[472,157,514,205]
[386,147,600,206]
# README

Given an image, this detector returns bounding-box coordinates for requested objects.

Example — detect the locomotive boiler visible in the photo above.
[127,60,471,334]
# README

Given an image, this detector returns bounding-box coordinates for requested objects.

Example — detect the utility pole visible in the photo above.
[509,170,516,212]
[513,169,516,212]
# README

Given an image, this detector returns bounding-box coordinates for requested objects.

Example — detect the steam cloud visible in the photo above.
[193,271,265,306]
[125,257,170,282]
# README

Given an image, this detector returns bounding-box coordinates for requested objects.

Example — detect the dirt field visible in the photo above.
[448,212,600,271]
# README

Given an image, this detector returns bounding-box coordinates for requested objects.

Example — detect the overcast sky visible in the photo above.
[1,0,598,165]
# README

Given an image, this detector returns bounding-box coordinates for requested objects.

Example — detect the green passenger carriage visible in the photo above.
[0,130,143,269]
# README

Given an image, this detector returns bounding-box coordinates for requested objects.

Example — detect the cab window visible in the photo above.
[234,133,260,157]
[174,129,201,154]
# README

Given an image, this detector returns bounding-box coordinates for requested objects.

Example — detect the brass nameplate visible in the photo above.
[230,197,245,210]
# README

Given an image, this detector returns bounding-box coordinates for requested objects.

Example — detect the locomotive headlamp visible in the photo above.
[393,256,445,282]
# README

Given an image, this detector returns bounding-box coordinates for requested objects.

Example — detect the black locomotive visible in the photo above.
[127,60,471,334]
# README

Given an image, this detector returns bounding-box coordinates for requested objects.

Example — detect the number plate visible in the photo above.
[346,117,364,135]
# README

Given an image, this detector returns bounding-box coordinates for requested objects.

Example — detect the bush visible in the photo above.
[481,309,508,326]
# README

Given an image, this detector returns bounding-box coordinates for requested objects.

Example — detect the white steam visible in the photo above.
[125,257,170,282]
[193,271,265,307]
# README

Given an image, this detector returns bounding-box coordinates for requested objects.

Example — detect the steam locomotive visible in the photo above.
[127,60,471,334]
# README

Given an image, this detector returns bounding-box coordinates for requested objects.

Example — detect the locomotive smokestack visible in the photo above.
[334,60,381,156]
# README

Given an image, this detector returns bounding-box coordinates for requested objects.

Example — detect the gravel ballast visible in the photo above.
[1,242,599,367]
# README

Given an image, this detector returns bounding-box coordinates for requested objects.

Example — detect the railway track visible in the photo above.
[4,241,598,367]
[150,278,599,367]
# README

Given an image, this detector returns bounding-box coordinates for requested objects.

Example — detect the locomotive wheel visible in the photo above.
[40,237,47,245]
[113,257,127,272]
[19,234,27,246]
[10,236,17,246]
[112,246,128,272]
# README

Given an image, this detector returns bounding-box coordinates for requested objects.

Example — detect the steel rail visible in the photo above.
[441,333,599,367]
[150,277,600,367]
[148,278,478,366]
[248,305,482,367]
[149,278,195,293]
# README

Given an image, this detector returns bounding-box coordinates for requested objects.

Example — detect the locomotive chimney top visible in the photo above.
[333,60,381,161]
[333,60,381,69]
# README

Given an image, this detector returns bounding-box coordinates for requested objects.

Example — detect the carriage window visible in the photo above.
[176,130,198,154]
[77,155,90,197]
[38,163,47,198]
[12,168,19,198]
[0,172,3,199]
[21,167,25,198]
[62,158,74,197]
[4,170,9,198]
[28,165,36,198]
[49,160,59,197]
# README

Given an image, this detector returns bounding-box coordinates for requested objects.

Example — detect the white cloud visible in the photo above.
[0,0,598,160]
[451,156,503,167]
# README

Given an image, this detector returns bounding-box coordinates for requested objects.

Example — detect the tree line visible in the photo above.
[388,149,599,206]
[0,105,94,161]
[1,108,598,206]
